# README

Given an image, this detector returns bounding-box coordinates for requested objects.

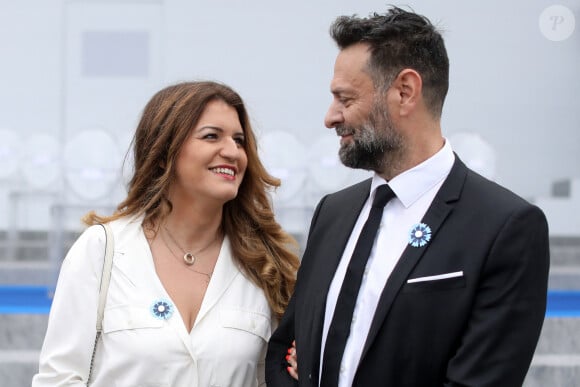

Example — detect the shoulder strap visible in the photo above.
[87,223,114,385]
[96,223,114,332]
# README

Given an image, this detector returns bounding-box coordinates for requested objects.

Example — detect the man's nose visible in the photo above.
[324,100,343,128]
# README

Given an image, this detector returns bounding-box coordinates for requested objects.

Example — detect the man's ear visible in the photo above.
[391,69,422,116]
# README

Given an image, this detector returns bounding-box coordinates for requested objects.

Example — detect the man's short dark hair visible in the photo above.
[330,6,449,118]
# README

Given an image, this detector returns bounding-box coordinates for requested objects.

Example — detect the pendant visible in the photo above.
[183,252,195,265]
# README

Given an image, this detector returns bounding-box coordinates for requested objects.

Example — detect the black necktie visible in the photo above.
[320,184,395,387]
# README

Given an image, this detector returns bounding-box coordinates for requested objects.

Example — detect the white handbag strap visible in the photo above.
[96,223,114,332]
[87,223,114,385]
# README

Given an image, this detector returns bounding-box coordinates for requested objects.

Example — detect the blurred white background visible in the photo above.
[0,0,578,240]
[1,4,578,385]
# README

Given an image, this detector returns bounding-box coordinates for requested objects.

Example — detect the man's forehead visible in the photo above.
[330,44,373,94]
[334,43,371,70]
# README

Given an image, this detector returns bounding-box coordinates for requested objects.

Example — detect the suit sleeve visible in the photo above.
[444,205,550,386]
[32,225,106,387]
[265,294,299,386]
[266,195,329,386]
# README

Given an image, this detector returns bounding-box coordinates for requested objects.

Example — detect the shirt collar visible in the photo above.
[370,139,455,208]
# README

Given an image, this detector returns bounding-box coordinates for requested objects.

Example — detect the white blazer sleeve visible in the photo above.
[32,225,107,386]
[257,318,278,386]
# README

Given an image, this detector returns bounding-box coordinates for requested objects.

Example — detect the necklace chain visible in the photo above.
[159,228,217,283]
[163,226,218,266]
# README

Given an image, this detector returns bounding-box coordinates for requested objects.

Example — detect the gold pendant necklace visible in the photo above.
[159,228,218,283]
[163,226,217,266]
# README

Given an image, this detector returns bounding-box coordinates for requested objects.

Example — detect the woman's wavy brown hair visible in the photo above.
[84,81,300,319]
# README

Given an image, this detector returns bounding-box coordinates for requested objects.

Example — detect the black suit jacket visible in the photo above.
[266,157,549,386]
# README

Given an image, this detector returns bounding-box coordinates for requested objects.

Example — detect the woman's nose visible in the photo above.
[220,137,241,160]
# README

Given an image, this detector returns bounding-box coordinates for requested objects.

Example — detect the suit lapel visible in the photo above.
[361,157,467,358]
[301,179,372,378]
[307,180,372,313]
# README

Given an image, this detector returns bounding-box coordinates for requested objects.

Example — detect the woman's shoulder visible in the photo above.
[67,215,143,258]
[99,213,146,247]
[106,213,144,235]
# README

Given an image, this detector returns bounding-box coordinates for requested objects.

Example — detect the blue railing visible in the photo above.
[0,286,52,314]
[545,290,580,317]
[0,286,579,316]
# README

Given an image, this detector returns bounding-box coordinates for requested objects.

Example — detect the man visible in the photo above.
[266,6,549,387]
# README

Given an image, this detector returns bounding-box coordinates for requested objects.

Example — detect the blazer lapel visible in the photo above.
[194,236,239,326]
[300,180,372,379]
[168,237,239,359]
[113,218,240,360]
[361,157,467,358]
[307,180,372,313]
[113,215,159,292]
[110,218,199,360]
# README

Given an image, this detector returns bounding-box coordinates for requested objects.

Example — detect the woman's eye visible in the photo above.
[202,133,218,140]
[234,137,246,146]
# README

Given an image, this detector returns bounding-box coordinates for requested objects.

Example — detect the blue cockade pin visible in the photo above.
[151,299,174,320]
[408,223,432,247]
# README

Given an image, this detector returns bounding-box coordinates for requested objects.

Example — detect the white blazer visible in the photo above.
[32,215,274,387]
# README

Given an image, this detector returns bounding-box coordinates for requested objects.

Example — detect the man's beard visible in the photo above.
[336,100,404,174]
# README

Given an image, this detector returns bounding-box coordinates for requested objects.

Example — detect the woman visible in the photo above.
[32,81,300,386]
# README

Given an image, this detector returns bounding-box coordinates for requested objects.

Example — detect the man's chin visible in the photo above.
[339,153,369,171]
[339,149,381,172]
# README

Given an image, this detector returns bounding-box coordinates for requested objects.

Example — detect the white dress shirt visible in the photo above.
[32,215,273,387]
[319,140,455,387]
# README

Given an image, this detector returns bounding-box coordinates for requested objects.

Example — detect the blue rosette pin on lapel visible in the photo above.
[408,223,432,248]
[151,299,174,320]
